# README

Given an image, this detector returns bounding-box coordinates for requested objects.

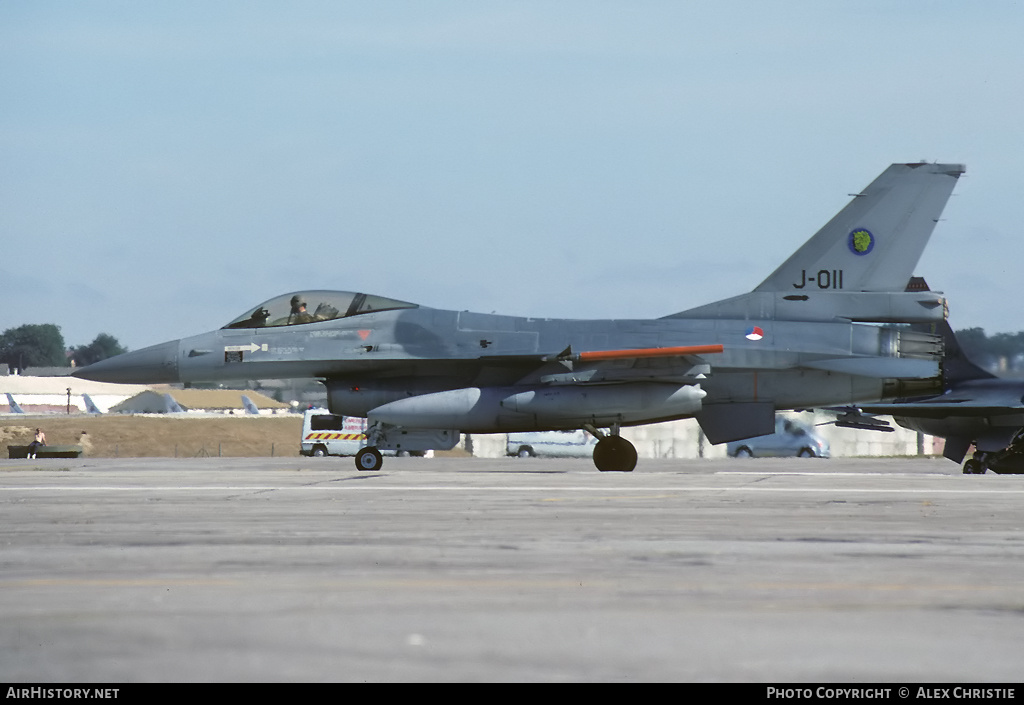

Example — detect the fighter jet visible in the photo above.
[74,162,965,471]
[837,321,1024,474]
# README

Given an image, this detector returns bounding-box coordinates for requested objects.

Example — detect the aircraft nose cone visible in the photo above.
[72,339,181,384]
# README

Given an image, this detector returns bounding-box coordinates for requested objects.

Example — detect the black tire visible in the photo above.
[355,447,384,471]
[734,447,753,458]
[963,458,985,474]
[312,445,328,458]
[517,447,533,458]
[592,436,637,472]
[797,448,815,458]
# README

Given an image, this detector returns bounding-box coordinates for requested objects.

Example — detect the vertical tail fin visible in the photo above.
[670,162,964,323]
[82,394,103,414]
[6,393,25,414]
[755,162,965,293]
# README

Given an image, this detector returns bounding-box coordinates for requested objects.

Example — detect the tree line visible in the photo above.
[0,324,127,372]
[955,328,1024,373]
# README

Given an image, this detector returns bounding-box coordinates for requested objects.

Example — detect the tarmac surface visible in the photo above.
[1,454,1023,683]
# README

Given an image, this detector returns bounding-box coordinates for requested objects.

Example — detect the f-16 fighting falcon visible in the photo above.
[75,162,965,472]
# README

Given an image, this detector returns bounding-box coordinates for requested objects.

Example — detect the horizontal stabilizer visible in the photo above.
[862,401,1024,419]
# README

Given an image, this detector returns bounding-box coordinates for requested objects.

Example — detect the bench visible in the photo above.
[7,445,84,459]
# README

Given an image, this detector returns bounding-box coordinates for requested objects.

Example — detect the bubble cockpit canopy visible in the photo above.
[222,290,418,329]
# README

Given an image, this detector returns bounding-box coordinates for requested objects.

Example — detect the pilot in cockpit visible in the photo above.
[288,295,314,325]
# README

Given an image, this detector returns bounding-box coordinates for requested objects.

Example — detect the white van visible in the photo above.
[300,408,434,458]
[507,430,600,458]
[300,409,368,457]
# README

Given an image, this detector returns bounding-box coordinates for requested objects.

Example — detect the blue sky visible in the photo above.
[2,1,1023,351]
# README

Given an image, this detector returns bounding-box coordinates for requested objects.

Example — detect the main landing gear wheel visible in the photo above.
[963,458,986,475]
[963,451,991,475]
[356,447,383,471]
[592,436,637,472]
